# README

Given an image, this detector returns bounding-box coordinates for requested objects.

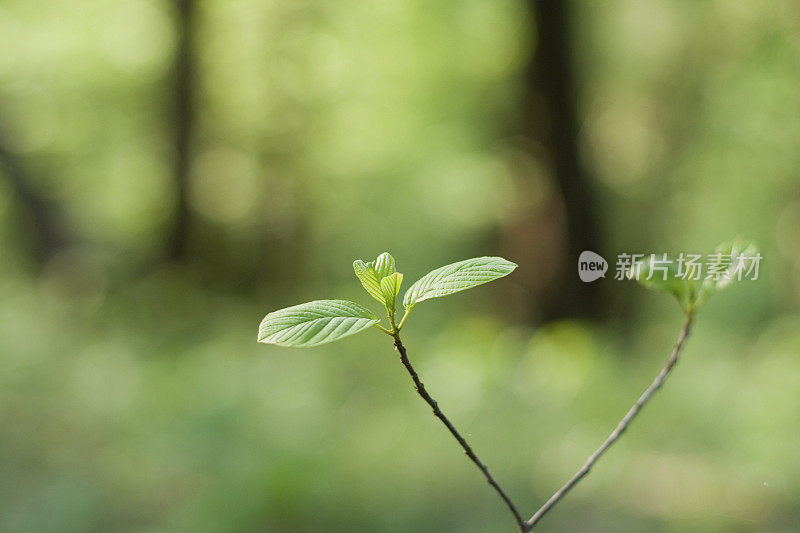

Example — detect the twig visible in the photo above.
[525,314,693,530]
[392,333,527,532]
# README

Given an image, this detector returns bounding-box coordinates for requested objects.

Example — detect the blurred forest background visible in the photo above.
[1,0,799,531]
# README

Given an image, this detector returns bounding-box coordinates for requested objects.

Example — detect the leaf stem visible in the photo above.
[392,333,527,531]
[396,308,411,331]
[524,313,693,530]
[373,323,394,335]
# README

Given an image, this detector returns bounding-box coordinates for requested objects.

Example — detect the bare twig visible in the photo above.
[392,333,527,532]
[525,314,693,530]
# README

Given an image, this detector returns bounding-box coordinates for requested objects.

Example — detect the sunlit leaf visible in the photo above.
[353,252,399,309]
[379,272,403,311]
[373,252,396,279]
[258,300,379,347]
[403,256,517,309]
[353,260,385,304]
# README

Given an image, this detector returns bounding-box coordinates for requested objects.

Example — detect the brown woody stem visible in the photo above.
[392,333,527,531]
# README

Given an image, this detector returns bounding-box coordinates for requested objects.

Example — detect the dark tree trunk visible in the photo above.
[165,0,196,261]
[0,127,71,267]
[521,0,603,321]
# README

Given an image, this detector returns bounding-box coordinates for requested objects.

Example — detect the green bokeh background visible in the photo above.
[1,1,799,531]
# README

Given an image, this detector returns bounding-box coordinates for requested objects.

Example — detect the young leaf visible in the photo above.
[379,272,403,311]
[353,260,385,304]
[258,300,379,348]
[403,256,517,309]
[373,252,396,279]
[700,239,758,296]
[353,252,398,308]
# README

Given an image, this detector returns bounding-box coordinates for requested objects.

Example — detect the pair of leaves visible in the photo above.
[354,253,517,312]
[353,252,404,311]
[258,254,517,347]
[630,239,757,314]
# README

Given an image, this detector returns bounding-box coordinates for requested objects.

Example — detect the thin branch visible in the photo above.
[525,314,693,530]
[392,333,527,531]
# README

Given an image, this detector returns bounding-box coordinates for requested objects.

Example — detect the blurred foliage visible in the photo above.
[1,0,799,531]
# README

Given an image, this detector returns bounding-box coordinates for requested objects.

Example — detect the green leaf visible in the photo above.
[353,260,385,304]
[697,238,758,305]
[258,300,379,348]
[403,256,517,309]
[353,252,398,308]
[701,239,757,290]
[379,272,403,311]
[373,252,396,279]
